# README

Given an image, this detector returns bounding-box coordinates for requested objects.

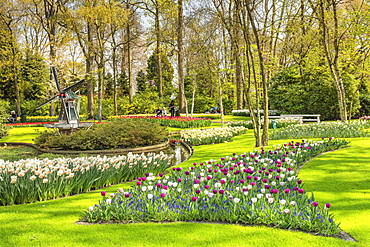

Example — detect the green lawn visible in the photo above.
[0,129,369,246]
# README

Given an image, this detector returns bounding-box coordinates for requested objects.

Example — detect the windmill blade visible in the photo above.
[51,67,61,92]
[61,79,85,93]
[36,95,58,110]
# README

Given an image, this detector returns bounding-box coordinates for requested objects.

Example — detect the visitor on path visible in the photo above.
[211,106,218,113]
[156,107,163,116]
[7,111,17,124]
[169,100,176,117]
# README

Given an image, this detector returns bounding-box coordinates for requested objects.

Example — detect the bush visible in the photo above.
[0,101,10,137]
[34,119,167,150]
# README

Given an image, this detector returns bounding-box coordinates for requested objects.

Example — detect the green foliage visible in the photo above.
[0,101,10,137]
[34,119,167,150]
[146,49,174,97]
[20,49,49,100]
[268,66,361,120]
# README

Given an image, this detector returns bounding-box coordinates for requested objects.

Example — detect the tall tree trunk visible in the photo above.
[86,22,94,120]
[245,1,269,146]
[177,0,185,112]
[234,0,243,109]
[318,0,347,121]
[155,5,163,99]
[112,46,118,115]
[126,11,133,105]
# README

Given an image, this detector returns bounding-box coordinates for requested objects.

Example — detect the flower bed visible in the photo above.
[5,122,57,127]
[270,120,370,140]
[0,152,173,205]
[228,117,300,129]
[112,116,212,128]
[181,126,247,145]
[84,138,348,236]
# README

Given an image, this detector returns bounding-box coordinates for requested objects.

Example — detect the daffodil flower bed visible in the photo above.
[0,152,173,206]
[270,120,370,140]
[180,126,247,145]
[112,116,212,128]
[84,138,348,236]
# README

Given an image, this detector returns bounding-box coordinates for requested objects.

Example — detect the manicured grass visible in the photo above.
[0,127,43,143]
[0,129,369,246]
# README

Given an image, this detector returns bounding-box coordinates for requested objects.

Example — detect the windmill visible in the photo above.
[36,67,93,133]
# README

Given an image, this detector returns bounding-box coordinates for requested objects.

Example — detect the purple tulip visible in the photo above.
[219,189,225,194]
[195,189,201,194]
[297,180,302,184]
[194,179,200,184]
[284,189,291,194]
[178,178,182,182]
[240,179,245,184]
[246,176,252,180]
[136,181,142,186]
[298,189,305,194]
[270,189,279,194]
[212,189,218,194]
[124,193,130,198]
[145,173,150,177]
[264,184,271,189]
[160,193,166,198]
[311,202,319,207]
[101,191,106,196]
[162,186,168,190]
[325,203,331,209]
[191,197,197,201]
[262,178,268,183]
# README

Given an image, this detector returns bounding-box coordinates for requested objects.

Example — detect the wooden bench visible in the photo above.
[280,114,320,124]
[261,115,320,124]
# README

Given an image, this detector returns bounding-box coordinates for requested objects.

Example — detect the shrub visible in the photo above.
[34,119,167,150]
[112,116,212,128]
[0,102,10,137]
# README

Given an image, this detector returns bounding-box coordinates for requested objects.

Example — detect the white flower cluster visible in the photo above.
[180,126,246,145]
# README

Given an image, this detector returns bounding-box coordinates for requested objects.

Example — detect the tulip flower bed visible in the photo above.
[84,138,348,236]
[113,116,212,128]
[180,126,247,145]
[0,152,173,206]
[270,120,370,140]
[5,122,57,127]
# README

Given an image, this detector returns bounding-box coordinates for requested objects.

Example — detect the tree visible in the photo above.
[146,49,174,98]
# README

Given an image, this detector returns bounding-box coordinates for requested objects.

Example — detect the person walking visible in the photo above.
[169,100,176,117]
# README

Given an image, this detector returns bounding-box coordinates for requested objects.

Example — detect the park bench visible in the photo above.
[261,114,320,124]
[280,114,320,124]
